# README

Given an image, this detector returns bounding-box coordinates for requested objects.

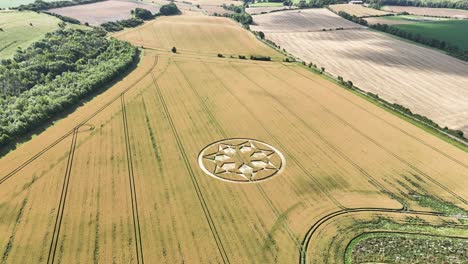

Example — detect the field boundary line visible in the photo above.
[121,94,145,264]
[149,71,230,264]
[285,65,468,168]
[0,55,158,185]
[173,60,301,248]
[46,128,78,264]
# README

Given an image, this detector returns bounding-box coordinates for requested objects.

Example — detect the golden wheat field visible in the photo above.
[0,15,467,264]
[253,10,468,135]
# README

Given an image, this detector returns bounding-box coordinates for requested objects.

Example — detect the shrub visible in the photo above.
[250,55,271,61]
[134,8,154,20]
[160,3,180,16]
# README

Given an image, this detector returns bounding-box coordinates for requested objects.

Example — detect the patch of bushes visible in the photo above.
[227,12,253,27]
[134,7,153,20]
[101,18,143,32]
[250,55,271,61]
[100,21,124,32]
[364,0,468,11]
[101,5,180,32]
[160,3,180,16]
[43,11,81,24]
[0,28,138,148]
[222,4,243,13]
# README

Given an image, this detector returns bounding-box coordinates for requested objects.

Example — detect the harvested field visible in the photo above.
[0,14,467,264]
[258,18,468,135]
[383,5,468,19]
[250,8,365,33]
[328,4,392,17]
[114,16,282,57]
[49,0,160,25]
[247,6,297,15]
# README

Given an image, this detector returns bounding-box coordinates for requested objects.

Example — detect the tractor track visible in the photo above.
[149,71,231,264]
[121,94,145,264]
[46,128,78,264]
[0,56,158,185]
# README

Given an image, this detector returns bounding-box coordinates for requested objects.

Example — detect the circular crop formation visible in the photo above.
[198,138,285,183]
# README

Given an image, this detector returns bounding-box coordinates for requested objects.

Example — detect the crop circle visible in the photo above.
[198,138,285,183]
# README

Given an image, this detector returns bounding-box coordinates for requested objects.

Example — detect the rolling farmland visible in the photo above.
[383,5,468,19]
[114,16,282,57]
[0,11,62,58]
[328,4,392,17]
[250,9,364,33]
[49,0,160,25]
[0,14,467,264]
[254,9,468,136]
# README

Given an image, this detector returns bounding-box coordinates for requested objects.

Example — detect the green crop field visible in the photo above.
[394,19,468,50]
[0,11,86,58]
[0,0,67,8]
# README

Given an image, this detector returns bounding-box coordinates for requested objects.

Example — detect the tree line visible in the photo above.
[16,0,105,11]
[337,11,467,62]
[0,29,138,147]
[365,0,468,10]
[101,4,180,32]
